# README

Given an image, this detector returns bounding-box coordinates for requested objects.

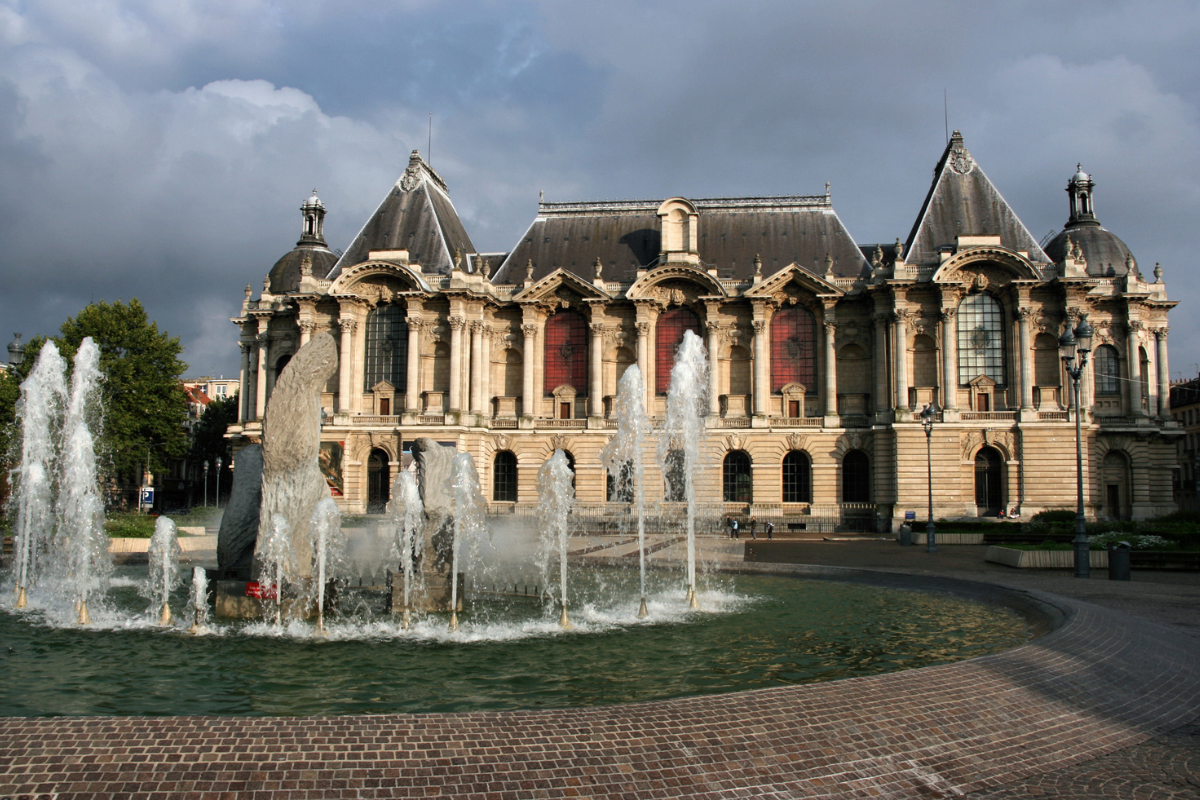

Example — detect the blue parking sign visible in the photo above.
[141,487,154,505]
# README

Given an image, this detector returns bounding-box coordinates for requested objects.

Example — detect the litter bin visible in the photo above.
[899,523,912,547]
[1108,541,1131,581]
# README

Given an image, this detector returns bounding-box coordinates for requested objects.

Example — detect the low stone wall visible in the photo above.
[908,532,985,545]
[108,535,217,553]
[986,545,1108,569]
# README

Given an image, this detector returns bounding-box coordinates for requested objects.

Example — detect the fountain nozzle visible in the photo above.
[401,607,412,630]
[687,587,700,610]
[78,601,90,625]
[15,586,27,609]
[159,602,172,626]
[559,605,573,630]
[637,597,648,619]
[449,611,459,632]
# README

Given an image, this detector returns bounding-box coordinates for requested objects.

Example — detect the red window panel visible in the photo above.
[543,310,588,395]
[771,306,817,392]
[655,307,701,394]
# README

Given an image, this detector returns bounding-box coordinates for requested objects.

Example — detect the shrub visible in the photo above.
[104,513,157,538]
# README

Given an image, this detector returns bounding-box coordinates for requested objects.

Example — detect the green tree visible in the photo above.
[0,302,188,508]
[189,393,237,498]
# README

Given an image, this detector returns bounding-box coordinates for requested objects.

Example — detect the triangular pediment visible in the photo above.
[969,375,997,389]
[371,380,396,393]
[513,267,611,304]
[743,263,843,300]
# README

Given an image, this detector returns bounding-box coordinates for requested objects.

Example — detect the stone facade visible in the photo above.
[228,134,1180,526]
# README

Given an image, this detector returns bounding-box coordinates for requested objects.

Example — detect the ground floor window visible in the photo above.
[842,450,870,503]
[782,450,811,503]
[723,450,752,503]
[493,451,517,502]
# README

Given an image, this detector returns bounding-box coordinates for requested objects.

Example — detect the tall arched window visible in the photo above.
[842,450,870,503]
[782,451,811,503]
[493,451,517,502]
[366,448,390,514]
[364,304,407,391]
[543,310,588,395]
[1094,344,1120,395]
[655,307,701,394]
[723,451,753,503]
[771,306,817,392]
[957,294,1005,386]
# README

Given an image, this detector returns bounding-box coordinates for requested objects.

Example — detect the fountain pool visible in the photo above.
[0,567,1031,717]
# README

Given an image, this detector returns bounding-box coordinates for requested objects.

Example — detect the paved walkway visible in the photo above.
[2,538,1198,798]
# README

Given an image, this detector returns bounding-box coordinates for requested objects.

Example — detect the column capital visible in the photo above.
[589,321,605,334]
[338,319,357,334]
[752,320,766,334]
[940,307,957,322]
[469,320,484,334]
[1016,307,1035,321]
[705,320,722,334]
[636,321,651,337]
[522,323,538,339]
[405,316,425,330]
[822,319,837,334]
[449,316,467,332]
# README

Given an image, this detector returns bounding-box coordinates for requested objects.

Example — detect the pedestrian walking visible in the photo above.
[749,516,757,539]
[732,519,740,539]
[726,516,735,539]
[765,520,774,539]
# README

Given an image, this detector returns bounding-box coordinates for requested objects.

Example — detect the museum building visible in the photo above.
[227,132,1180,527]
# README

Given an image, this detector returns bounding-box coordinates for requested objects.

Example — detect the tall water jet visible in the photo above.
[447,452,485,632]
[260,514,296,627]
[538,450,576,629]
[658,330,710,609]
[601,365,650,618]
[11,341,68,608]
[188,567,209,634]
[389,471,424,629]
[55,338,109,624]
[308,497,345,633]
[145,516,181,626]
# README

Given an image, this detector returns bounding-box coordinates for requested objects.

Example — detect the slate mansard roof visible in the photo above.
[905,131,1049,266]
[489,194,870,285]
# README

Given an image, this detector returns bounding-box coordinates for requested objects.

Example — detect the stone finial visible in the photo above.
[453,248,462,271]
[894,238,904,261]
[245,283,253,300]
[1155,262,1164,283]
[263,275,271,293]
[300,251,313,278]
[871,245,883,268]
[753,254,762,277]
[1125,252,1136,275]
[594,257,603,279]
[823,253,834,277]
[525,259,535,282]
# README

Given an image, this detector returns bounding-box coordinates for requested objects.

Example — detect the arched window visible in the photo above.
[1033,332,1061,388]
[655,307,701,394]
[771,306,817,392]
[782,451,811,503]
[842,450,870,503]
[723,451,753,503]
[275,354,292,382]
[1094,344,1120,395]
[493,451,517,502]
[364,304,407,391]
[543,310,588,395]
[606,461,633,502]
[366,448,390,514]
[957,294,1005,386]
[663,448,686,502]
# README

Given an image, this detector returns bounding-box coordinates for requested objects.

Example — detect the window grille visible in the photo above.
[771,306,817,392]
[543,310,588,394]
[1094,344,1120,395]
[723,451,753,503]
[364,304,407,391]
[957,294,1004,386]
[782,450,812,503]
[655,307,701,394]
[493,451,517,502]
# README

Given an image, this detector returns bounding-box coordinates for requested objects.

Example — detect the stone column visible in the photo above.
[1127,322,1143,416]
[298,319,313,349]
[1156,328,1171,418]
[636,321,651,413]
[706,320,722,416]
[1018,307,1034,411]
[873,312,890,414]
[351,313,368,413]
[255,330,270,420]
[405,318,422,412]
[822,303,838,418]
[449,315,466,415]
[893,310,909,413]
[238,341,251,422]
[337,318,355,413]
[941,307,958,411]
[589,321,605,418]
[469,321,484,414]
[521,318,537,419]
[481,325,492,418]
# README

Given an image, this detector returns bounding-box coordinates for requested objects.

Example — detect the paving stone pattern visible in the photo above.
[3,545,1200,798]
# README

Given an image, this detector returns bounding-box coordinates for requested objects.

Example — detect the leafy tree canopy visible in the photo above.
[0,301,188,488]
[189,393,237,472]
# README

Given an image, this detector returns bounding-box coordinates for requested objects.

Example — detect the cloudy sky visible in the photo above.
[2,0,1199,379]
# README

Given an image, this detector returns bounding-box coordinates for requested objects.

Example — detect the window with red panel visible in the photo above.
[771,306,817,392]
[655,307,701,394]
[543,310,588,394]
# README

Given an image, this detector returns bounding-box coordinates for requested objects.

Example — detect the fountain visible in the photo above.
[308,497,345,633]
[537,450,575,629]
[658,330,709,609]
[600,364,651,618]
[388,471,424,629]
[144,516,181,626]
[188,567,210,634]
[446,452,487,631]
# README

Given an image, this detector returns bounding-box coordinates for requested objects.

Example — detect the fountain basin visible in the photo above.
[0,567,1033,717]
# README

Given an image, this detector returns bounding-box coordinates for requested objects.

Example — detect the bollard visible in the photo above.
[1108,541,1131,581]
[899,523,912,547]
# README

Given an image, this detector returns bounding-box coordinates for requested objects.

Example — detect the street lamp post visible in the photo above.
[203,461,209,507]
[920,403,938,553]
[1059,315,1094,578]
[215,456,223,510]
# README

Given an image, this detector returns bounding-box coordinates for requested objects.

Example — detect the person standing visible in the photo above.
[732,518,740,539]
[765,520,774,539]
[748,516,757,539]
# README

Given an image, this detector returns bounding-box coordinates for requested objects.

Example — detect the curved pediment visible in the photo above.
[626,264,726,302]
[328,259,434,296]
[932,247,1044,285]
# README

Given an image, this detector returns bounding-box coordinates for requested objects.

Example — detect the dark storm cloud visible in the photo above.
[1,0,1198,378]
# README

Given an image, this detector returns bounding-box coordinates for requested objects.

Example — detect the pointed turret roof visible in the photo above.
[905,131,1047,265]
[330,150,476,278]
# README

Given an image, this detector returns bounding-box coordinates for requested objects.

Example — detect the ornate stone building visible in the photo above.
[228,133,1180,525]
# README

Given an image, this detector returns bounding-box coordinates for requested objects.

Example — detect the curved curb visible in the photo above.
[2,566,1198,798]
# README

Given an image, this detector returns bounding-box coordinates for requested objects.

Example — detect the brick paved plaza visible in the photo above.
[2,539,1199,798]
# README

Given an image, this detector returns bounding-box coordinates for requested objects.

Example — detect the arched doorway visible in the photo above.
[367,448,390,514]
[974,447,1003,516]
[1102,451,1131,520]
[842,450,870,503]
